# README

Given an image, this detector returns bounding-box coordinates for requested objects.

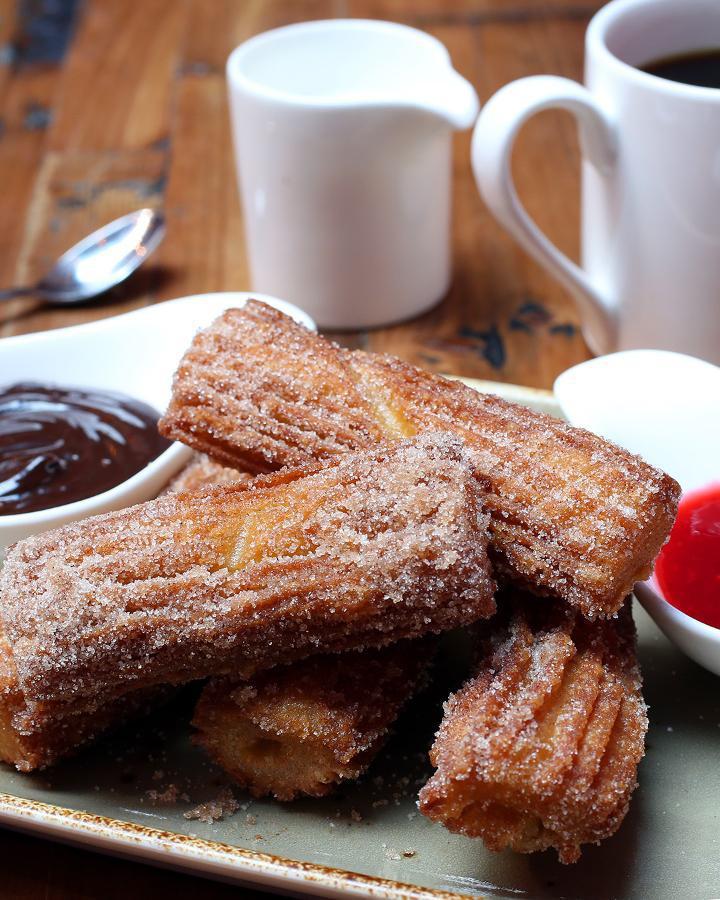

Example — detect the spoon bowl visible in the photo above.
[38,208,166,303]
[1,209,166,305]
[555,350,720,676]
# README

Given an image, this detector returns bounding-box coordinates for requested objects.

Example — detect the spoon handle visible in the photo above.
[0,286,35,301]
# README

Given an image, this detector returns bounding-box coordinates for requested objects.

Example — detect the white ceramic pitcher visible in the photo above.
[227,20,478,329]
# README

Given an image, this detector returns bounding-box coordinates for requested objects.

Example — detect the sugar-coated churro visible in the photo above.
[418,595,647,863]
[163,453,252,494]
[0,625,173,772]
[160,301,679,618]
[0,434,494,771]
[178,460,433,801]
[193,641,432,800]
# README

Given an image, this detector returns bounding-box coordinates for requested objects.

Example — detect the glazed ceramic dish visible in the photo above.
[554,350,720,677]
[0,377,717,899]
[0,292,315,553]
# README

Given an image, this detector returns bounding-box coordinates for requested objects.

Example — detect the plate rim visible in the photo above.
[0,791,462,900]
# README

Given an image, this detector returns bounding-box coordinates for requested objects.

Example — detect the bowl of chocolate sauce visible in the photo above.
[0,383,171,516]
[0,291,315,556]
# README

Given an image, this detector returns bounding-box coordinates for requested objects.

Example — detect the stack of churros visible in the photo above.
[0,434,494,770]
[0,300,680,864]
[161,301,677,620]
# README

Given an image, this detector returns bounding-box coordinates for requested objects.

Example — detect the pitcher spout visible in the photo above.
[419,69,480,130]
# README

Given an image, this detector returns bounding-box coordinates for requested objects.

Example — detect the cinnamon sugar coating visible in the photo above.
[0,625,173,771]
[193,641,432,800]
[0,454,250,772]
[0,435,494,771]
[163,453,251,494]
[418,595,647,864]
[160,301,680,618]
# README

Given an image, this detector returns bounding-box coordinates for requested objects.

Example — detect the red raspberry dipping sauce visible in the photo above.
[655,482,720,630]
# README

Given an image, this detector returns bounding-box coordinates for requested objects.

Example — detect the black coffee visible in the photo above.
[642,48,720,89]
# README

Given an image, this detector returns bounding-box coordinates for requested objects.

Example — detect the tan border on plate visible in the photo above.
[0,793,472,899]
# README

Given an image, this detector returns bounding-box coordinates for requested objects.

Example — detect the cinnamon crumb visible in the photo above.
[145,784,188,805]
[183,787,239,823]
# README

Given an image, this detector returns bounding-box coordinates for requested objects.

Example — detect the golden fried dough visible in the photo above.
[0,623,174,771]
[193,641,431,800]
[160,301,679,618]
[163,453,252,494]
[418,596,647,863]
[0,435,494,771]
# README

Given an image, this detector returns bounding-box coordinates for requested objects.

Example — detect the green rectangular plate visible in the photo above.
[1,380,718,899]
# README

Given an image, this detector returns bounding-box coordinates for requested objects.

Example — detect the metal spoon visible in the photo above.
[0,208,166,304]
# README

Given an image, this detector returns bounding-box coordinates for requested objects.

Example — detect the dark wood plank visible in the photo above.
[47,0,188,152]
[0,0,187,337]
[0,0,65,334]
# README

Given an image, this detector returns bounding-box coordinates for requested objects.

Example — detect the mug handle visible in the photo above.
[471,75,618,354]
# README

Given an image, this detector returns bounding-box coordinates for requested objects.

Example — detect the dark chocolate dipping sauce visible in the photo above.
[0,383,170,515]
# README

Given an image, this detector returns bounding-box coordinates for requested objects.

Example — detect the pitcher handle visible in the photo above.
[471,75,618,355]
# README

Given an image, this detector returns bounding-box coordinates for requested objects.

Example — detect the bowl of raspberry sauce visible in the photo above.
[636,482,720,677]
[654,482,720,632]
[556,349,720,676]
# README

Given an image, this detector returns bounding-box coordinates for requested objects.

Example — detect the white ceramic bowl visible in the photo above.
[555,350,720,677]
[635,581,720,677]
[0,292,315,555]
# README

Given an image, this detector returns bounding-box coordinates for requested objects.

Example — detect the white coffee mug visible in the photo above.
[227,20,478,329]
[472,0,720,363]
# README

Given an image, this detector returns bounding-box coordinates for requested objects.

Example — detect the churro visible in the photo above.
[418,595,647,863]
[193,641,432,800]
[0,625,174,772]
[160,301,679,618]
[0,434,494,771]
[163,453,251,494]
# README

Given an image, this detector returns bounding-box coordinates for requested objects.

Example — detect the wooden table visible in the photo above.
[0,0,601,895]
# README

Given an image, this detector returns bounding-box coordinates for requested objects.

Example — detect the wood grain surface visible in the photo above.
[0,0,601,896]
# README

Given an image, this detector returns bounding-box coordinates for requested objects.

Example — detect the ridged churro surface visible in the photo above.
[418,595,647,863]
[0,455,249,772]
[193,641,431,800]
[0,435,494,770]
[0,623,173,771]
[160,301,679,618]
[163,453,251,494]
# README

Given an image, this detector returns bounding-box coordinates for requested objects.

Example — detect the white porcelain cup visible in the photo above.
[472,0,720,364]
[227,20,478,329]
